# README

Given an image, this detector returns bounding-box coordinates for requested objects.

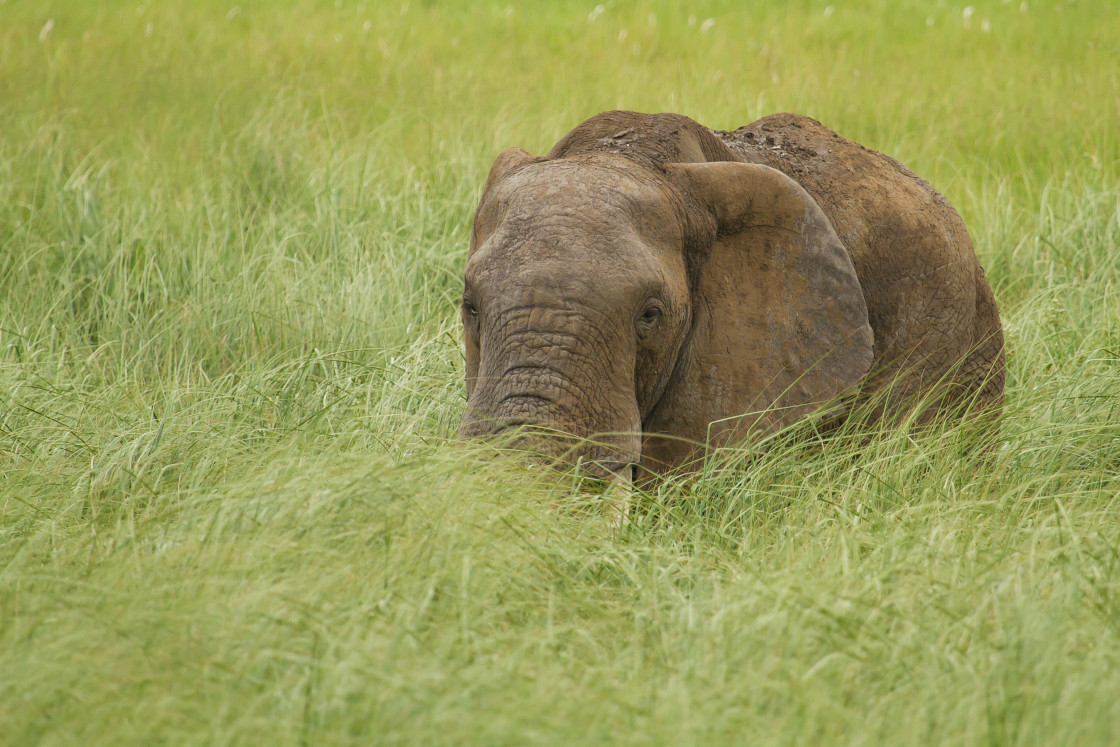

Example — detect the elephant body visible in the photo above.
[461,111,1004,478]
[713,114,1005,421]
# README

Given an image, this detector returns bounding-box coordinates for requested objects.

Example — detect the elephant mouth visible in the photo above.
[579,460,636,487]
[461,413,639,484]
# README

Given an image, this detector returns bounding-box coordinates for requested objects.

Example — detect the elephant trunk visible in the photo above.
[460,305,641,481]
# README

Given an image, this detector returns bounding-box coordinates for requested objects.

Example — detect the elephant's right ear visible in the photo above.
[643,162,874,470]
[465,147,540,399]
[472,148,540,254]
[482,147,537,195]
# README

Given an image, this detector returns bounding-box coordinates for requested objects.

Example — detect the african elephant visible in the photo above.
[459,111,1004,482]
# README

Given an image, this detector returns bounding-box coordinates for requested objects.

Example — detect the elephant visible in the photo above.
[459,110,1005,483]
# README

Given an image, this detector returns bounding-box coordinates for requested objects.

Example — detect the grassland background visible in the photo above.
[1,0,1118,743]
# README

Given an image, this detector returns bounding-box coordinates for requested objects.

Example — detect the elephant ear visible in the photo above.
[480,147,537,197]
[465,147,541,399]
[471,147,541,254]
[643,162,874,470]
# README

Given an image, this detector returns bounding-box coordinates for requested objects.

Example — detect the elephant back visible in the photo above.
[548,110,740,170]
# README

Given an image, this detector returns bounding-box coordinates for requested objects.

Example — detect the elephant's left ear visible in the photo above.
[644,162,874,469]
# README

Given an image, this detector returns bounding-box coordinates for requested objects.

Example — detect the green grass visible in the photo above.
[2,0,1119,743]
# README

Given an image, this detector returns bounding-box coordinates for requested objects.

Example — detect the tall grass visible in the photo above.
[2,0,1118,743]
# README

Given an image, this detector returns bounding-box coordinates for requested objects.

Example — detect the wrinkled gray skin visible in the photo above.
[460,111,1005,482]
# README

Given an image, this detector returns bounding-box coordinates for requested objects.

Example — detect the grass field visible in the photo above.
[2,0,1119,743]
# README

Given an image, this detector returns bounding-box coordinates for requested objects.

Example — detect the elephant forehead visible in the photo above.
[468,221,667,293]
[482,158,684,243]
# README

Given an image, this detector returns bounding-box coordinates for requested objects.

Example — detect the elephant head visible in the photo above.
[459,114,875,481]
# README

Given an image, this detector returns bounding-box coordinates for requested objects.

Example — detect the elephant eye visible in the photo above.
[461,302,479,331]
[637,304,663,336]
